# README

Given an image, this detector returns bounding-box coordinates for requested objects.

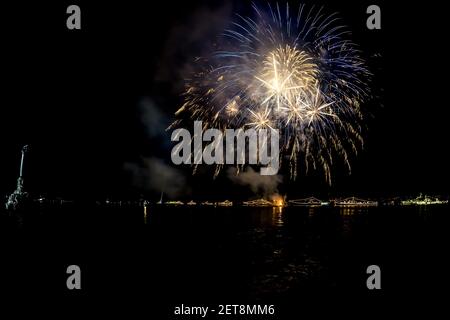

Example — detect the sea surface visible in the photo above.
[1,203,449,316]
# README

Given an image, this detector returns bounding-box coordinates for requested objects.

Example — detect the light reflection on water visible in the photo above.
[3,203,448,301]
[339,207,369,216]
[143,205,148,224]
[272,206,284,226]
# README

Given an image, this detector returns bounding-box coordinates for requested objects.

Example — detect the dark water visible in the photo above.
[1,204,449,316]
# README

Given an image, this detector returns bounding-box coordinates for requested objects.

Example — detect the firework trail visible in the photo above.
[171,2,371,184]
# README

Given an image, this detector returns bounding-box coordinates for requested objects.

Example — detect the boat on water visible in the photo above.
[165,201,184,206]
[242,198,274,207]
[401,194,448,206]
[288,197,329,207]
[216,200,233,207]
[334,196,378,207]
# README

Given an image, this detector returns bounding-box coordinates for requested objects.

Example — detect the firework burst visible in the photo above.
[172,2,371,184]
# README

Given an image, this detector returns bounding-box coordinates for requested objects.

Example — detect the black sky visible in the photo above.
[1,0,448,199]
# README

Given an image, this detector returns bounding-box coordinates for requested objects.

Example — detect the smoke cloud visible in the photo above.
[155,2,233,92]
[138,98,168,139]
[124,157,189,199]
[227,167,283,197]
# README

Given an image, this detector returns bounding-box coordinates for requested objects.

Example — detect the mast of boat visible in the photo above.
[158,189,164,204]
[158,179,167,204]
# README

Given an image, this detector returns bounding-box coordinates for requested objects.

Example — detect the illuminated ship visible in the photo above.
[165,201,184,206]
[186,200,197,206]
[216,200,233,207]
[334,196,378,207]
[200,201,215,206]
[242,198,274,207]
[288,197,329,207]
[401,194,448,206]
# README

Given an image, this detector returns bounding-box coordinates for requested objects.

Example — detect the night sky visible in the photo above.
[1,0,448,200]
